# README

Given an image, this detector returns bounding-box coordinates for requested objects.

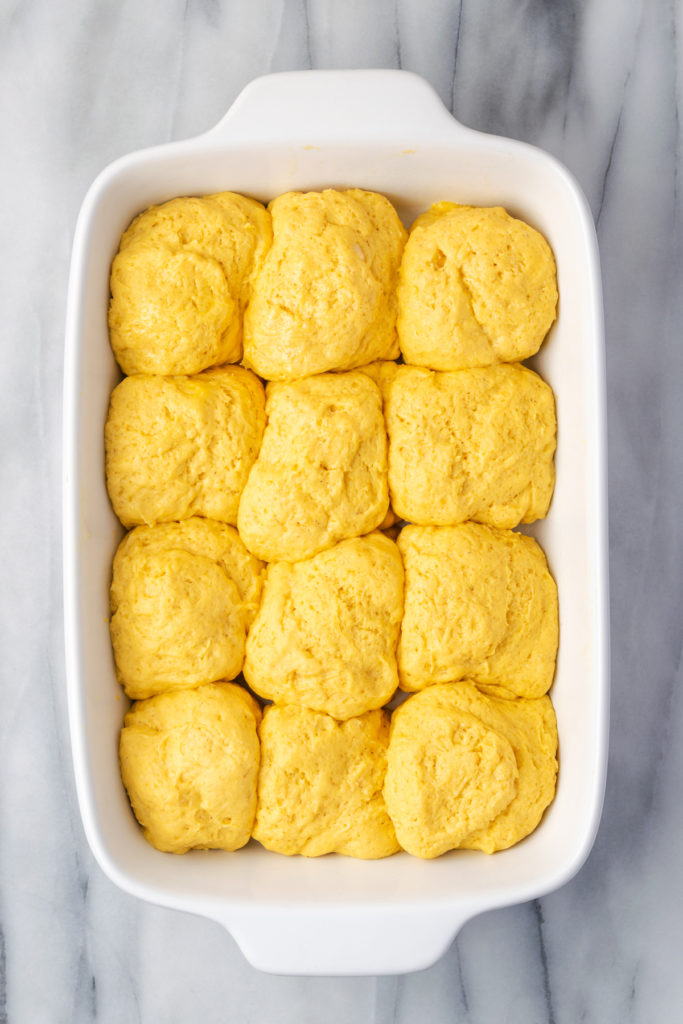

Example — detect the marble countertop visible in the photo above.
[1,0,681,1020]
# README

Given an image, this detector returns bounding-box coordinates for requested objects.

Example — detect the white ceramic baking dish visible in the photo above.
[63,70,609,976]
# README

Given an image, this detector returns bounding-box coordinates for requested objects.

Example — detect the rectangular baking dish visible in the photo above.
[63,70,609,976]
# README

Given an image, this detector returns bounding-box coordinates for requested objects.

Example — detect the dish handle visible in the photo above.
[204,69,465,146]
[219,904,474,976]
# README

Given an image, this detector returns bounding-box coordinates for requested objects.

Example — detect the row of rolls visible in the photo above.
[109,188,557,380]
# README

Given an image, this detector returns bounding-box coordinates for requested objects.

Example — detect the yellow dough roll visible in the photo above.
[242,189,406,380]
[105,365,265,528]
[384,687,519,858]
[384,683,558,856]
[237,371,389,562]
[397,524,558,698]
[397,202,557,370]
[436,682,558,853]
[109,192,271,375]
[253,704,399,858]
[120,682,261,854]
[385,363,556,528]
[110,518,264,700]
[243,533,403,720]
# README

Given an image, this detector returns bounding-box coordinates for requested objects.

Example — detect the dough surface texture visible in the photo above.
[237,371,388,562]
[109,192,271,375]
[385,363,556,528]
[244,533,403,720]
[398,524,558,698]
[120,682,261,854]
[110,518,263,700]
[253,704,399,858]
[243,189,406,380]
[384,682,558,855]
[105,366,265,528]
[397,202,557,370]
[384,686,518,858]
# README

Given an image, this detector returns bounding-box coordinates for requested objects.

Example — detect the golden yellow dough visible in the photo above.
[243,189,407,380]
[237,371,389,562]
[397,524,558,698]
[109,192,271,375]
[105,365,265,528]
[385,363,556,528]
[357,361,400,529]
[433,682,558,853]
[120,682,261,854]
[243,533,403,720]
[253,704,399,858]
[397,202,557,370]
[384,687,518,858]
[356,359,400,403]
[110,518,264,700]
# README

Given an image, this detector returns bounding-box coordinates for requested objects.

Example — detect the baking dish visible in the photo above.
[63,70,609,976]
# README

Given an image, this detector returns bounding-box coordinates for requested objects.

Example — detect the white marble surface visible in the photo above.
[1,0,682,1019]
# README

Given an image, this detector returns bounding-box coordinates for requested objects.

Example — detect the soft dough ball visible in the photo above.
[397,524,558,698]
[384,686,519,858]
[242,189,406,380]
[397,202,557,370]
[384,683,558,856]
[237,371,389,563]
[110,518,264,700]
[244,533,404,720]
[120,682,261,854]
[385,363,556,528]
[253,704,399,858]
[109,192,272,375]
[105,365,265,528]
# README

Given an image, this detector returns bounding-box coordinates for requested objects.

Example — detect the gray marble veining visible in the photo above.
[1,0,682,1020]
